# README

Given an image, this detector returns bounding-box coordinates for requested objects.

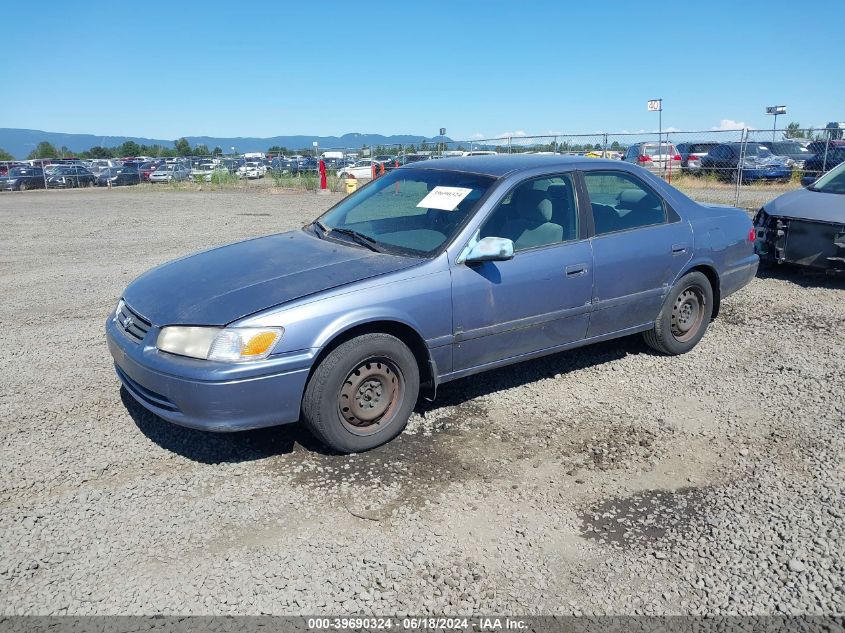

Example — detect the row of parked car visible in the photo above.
[620,139,845,183]
[3,139,844,191]
[0,156,278,191]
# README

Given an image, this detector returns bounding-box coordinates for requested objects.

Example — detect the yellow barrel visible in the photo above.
[345,178,358,194]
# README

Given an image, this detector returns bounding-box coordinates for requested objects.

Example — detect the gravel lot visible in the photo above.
[0,188,842,616]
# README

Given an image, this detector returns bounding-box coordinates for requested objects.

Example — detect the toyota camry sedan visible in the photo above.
[107,155,758,453]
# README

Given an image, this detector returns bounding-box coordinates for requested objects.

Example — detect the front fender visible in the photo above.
[236,259,454,370]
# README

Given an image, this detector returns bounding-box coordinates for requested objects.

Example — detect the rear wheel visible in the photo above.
[18,181,27,191]
[301,333,420,453]
[643,271,714,355]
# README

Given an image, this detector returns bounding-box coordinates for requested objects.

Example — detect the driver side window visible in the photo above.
[480,174,578,251]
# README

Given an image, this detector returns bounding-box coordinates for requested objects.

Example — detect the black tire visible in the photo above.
[18,181,27,192]
[301,333,420,453]
[643,271,714,355]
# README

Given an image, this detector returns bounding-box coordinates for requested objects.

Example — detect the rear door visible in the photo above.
[581,169,692,338]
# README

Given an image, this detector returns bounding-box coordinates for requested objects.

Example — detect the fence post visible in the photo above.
[734,128,748,207]
[507,136,512,154]
[821,136,830,173]
[602,133,608,158]
[42,160,48,190]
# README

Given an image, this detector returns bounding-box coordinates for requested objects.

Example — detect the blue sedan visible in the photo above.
[107,156,758,452]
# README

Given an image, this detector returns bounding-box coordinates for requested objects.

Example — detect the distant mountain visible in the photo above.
[0,128,453,159]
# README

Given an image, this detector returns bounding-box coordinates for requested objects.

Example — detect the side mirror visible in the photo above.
[800,175,816,187]
[464,236,514,264]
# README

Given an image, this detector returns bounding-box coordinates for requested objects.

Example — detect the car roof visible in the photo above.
[396,154,618,178]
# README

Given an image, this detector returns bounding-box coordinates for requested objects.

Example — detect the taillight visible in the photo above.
[748,227,756,242]
[673,154,682,161]
[637,155,652,163]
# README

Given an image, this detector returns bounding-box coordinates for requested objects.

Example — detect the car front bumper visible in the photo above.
[754,211,845,271]
[106,316,313,432]
[740,167,791,181]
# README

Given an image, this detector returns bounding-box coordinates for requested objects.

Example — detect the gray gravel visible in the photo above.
[0,187,842,616]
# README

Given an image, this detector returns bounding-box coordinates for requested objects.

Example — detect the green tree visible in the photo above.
[87,146,114,159]
[212,146,223,156]
[27,141,59,160]
[174,137,192,156]
[785,122,802,138]
[118,140,141,157]
[193,144,210,157]
[0,147,14,161]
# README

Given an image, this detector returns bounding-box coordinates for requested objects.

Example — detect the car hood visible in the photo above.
[122,229,422,326]
[764,188,845,224]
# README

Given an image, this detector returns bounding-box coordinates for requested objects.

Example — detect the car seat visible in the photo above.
[546,183,577,241]
[502,197,563,249]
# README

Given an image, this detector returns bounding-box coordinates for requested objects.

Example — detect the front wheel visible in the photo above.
[643,271,714,355]
[301,333,420,453]
[18,181,27,191]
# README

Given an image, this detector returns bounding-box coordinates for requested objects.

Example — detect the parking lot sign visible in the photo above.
[647,99,662,112]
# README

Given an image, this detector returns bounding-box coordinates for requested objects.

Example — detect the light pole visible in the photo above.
[766,106,786,142]
[647,98,663,174]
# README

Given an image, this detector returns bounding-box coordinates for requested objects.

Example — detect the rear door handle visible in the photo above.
[672,243,688,255]
[566,263,588,277]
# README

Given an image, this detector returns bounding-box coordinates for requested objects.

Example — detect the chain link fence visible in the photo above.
[4,126,843,207]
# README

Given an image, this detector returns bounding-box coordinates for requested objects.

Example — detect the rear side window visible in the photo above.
[584,171,667,236]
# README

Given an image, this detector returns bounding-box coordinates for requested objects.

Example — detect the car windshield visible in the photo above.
[769,142,808,154]
[743,144,773,157]
[809,162,845,194]
[316,168,495,256]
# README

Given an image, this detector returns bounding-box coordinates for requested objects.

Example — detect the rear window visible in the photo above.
[643,144,677,156]
[688,143,718,153]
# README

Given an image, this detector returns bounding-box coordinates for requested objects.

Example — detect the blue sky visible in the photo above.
[1,0,841,141]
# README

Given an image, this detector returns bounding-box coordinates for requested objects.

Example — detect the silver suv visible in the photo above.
[623,142,682,175]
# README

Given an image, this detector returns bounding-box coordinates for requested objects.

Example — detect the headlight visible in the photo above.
[113,299,125,322]
[156,326,283,362]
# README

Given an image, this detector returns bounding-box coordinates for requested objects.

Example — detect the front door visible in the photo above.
[451,174,593,372]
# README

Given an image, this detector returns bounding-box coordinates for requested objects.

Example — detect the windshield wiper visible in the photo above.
[327,227,384,252]
[312,220,328,239]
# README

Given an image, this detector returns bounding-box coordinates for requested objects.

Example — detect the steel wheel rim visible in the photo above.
[338,356,404,436]
[671,286,705,342]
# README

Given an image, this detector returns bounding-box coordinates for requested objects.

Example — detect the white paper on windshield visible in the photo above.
[416,186,473,211]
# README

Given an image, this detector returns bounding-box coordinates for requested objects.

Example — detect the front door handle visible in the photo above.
[672,243,688,255]
[565,263,588,277]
